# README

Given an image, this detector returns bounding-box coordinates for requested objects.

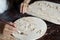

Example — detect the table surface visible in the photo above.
[38,21,60,40]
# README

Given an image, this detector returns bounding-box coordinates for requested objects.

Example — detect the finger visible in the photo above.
[13,23,16,28]
[9,22,14,25]
[25,5,28,13]
[3,28,13,35]
[20,3,26,14]
[20,3,23,13]
[4,26,16,33]
[4,27,16,34]
[5,23,17,32]
[9,22,15,27]
[22,4,26,13]
[5,22,15,28]
[23,6,27,13]
[22,6,25,14]
[23,3,29,13]
[5,24,15,31]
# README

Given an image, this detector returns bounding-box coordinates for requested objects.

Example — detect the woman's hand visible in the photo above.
[0,21,16,36]
[20,3,28,14]
[0,22,16,40]
[3,22,16,36]
[20,0,31,14]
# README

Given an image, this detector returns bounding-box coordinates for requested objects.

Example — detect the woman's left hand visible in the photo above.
[20,3,29,14]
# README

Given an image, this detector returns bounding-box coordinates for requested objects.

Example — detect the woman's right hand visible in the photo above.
[0,22,16,40]
[3,22,16,36]
[0,22,16,35]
